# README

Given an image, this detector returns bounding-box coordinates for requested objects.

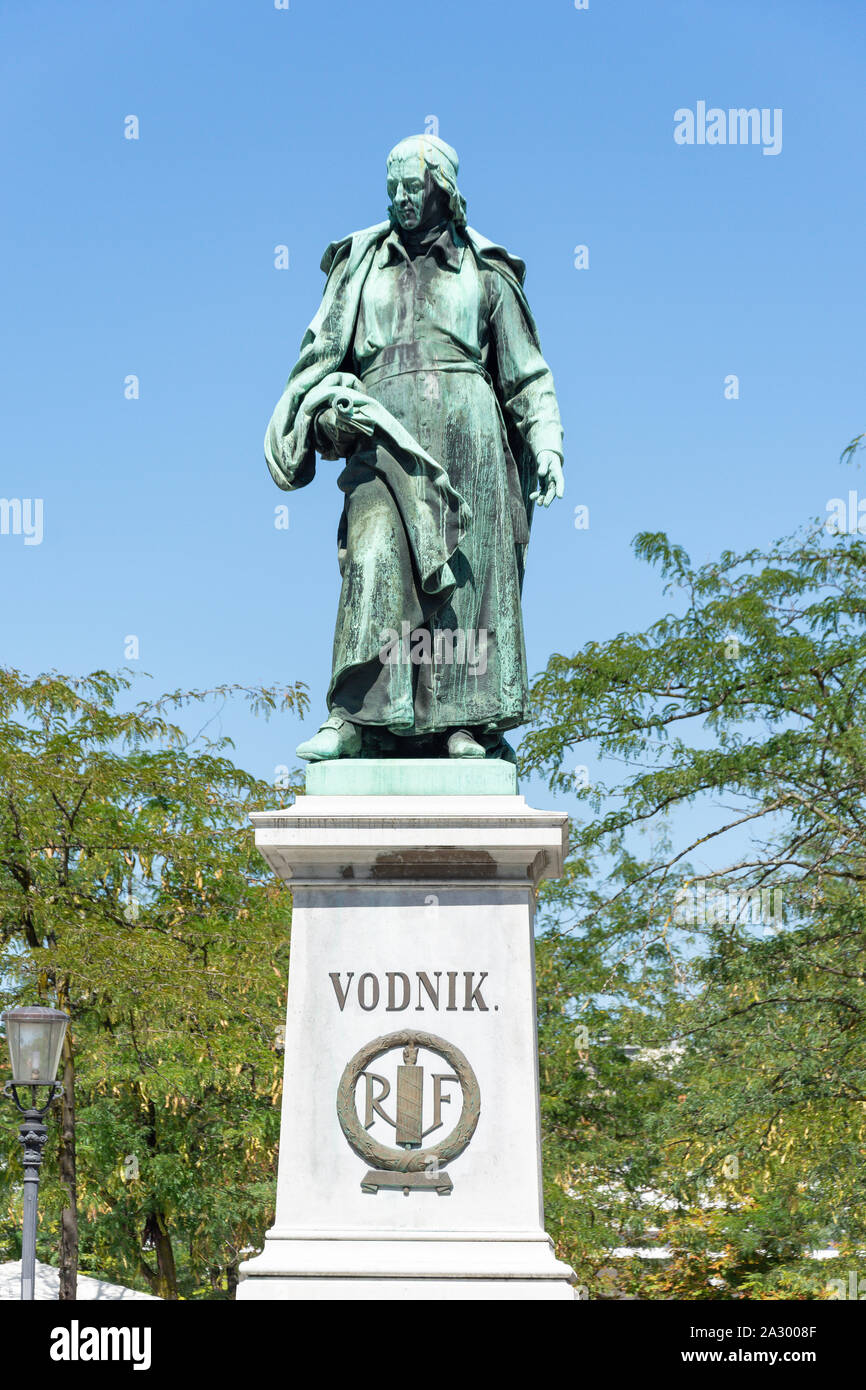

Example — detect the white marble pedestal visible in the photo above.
[236,767,576,1300]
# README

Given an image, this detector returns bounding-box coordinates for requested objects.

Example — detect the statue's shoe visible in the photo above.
[447,728,486,759]
[296,716,361,762]
[486,735,518,765]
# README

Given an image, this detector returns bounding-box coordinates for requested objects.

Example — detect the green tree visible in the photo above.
[526,513,866,1298]
[0,668,307,1298]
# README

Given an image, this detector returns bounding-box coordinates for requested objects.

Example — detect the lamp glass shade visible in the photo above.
[3,1007,69,1085]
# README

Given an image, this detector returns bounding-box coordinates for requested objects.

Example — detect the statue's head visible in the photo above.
[386,135,466,233]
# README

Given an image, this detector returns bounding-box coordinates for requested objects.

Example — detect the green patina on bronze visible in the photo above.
[304,756,517,797]
[265,135,564,760]
[335,1029,481,1188]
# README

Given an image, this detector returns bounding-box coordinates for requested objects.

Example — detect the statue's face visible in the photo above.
[387,157,427,228]
[387,157,441,230]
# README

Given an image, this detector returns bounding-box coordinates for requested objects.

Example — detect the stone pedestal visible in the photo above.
[236,762,576,1300]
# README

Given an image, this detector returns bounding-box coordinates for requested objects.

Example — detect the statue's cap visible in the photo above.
[387,134,460,185]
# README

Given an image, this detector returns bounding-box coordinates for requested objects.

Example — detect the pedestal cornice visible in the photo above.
[251,794,569,888]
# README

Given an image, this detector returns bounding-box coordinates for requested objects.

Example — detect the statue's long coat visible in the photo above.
[265,221,563,741]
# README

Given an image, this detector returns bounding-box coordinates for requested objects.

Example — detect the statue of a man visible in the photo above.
[264,135,564,762]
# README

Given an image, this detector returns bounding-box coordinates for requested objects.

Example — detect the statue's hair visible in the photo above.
[386,135,467,232]
[426,161,467,232]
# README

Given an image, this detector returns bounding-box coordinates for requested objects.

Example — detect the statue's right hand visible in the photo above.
[314,406,358,458]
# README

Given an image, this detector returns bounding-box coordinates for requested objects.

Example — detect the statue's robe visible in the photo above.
[264,220,563,744]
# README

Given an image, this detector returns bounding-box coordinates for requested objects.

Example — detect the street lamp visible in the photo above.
[3,1006,69,1300]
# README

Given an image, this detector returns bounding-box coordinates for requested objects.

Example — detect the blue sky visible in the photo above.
[1,0,864,835]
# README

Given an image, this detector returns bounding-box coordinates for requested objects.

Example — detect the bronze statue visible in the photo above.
[264,135,564,762]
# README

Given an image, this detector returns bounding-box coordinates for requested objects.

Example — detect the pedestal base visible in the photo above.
[238,1235,575,1300]
[237,767,577,1301]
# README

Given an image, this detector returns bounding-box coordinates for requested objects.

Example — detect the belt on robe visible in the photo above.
[359,342,492,389]
[358,343,530,547]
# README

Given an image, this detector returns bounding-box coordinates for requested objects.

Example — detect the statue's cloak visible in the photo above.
[264,221,543,556]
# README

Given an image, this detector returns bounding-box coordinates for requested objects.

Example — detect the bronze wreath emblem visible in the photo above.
[336,1029,481,1174]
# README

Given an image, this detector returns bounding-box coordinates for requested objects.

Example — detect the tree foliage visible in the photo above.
[526,517,866,1299]
[0,668,307,1298]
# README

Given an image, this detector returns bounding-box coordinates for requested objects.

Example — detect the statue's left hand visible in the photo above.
[530,451,564,508]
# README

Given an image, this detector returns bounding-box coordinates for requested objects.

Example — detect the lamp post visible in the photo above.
[2,1006,69,1300]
